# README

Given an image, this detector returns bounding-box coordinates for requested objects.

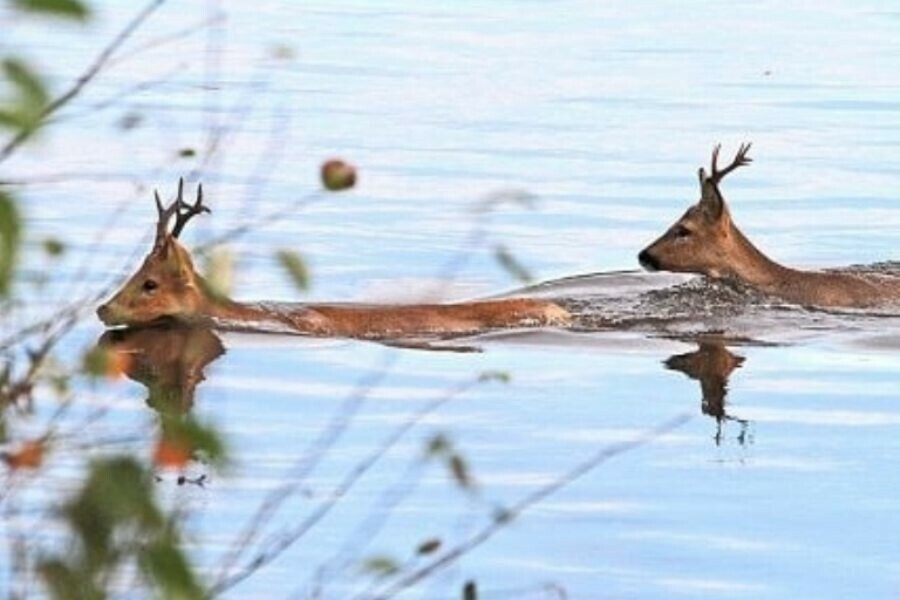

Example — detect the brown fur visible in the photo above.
[639,145,900,308]
[97,235,571,337]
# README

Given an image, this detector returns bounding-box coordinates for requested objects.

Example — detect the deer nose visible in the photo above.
[96,304,111,323]
[638,249,660,271]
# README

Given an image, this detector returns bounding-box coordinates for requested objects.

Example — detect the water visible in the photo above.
[2,0,900,598]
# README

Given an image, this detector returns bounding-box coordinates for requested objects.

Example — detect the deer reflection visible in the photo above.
[665,340,750,445]
[97,324,224,417]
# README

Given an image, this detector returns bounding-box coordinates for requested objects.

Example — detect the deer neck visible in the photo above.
[722,224,797,293]
[184,277,277,324]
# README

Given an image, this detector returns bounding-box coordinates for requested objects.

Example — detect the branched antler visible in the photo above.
[708,142,752,184]
[154,177,210,245]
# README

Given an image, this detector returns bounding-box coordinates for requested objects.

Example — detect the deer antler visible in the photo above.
[708,142,752,185]
[154,178,210,246]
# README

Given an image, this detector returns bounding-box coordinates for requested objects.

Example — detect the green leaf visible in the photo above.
[0,59,49,137]
[478,370,510,384]
[63,457,161,571]
[493,244,533,284]
[159,415,229,469]
[81,345,112,379]
[12,0,90,20]
[0,191,22,297]
[139,540,203,600]
[4,59,48,106]
[42,237,65,257]
[361,555,400,578]
[276,249,310,292]
[38,558,99,600]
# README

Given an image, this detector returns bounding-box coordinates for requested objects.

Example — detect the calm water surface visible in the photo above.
[2,1,900,598]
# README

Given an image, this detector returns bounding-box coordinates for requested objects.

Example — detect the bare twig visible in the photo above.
[211,350,398,589]
[361,413,692,600]
[0,0,168,163]
[212,374,483,596]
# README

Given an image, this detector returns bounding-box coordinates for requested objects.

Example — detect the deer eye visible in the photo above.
[141,279,159,293]
[673,225,692,238]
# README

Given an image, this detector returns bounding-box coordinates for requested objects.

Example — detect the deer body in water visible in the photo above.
[96,181,570,337]
[638,144,900,308]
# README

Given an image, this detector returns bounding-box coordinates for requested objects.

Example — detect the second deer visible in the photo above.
[638,144,900,308]
[96,181,571,338]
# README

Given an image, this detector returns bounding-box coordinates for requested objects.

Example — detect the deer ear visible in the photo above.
[155,236,192,276]
[698,181,725,222]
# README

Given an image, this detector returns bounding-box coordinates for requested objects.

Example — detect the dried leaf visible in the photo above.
[463,580,478,600]
[203,246,233,298]
[82,346,131,379]
[2,439,45,470]
[424,433,451,458]
[448,453,473,490]
[416,538,442,556]
[42,237,65,257]
[153,435,191,469]
[320,159,357,191]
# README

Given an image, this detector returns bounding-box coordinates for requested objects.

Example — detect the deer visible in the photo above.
[96,180,571,338]
[638,144,900,308]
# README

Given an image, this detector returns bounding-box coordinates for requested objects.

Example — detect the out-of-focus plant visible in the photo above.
[0,0,90,296]
[38,456,203,599]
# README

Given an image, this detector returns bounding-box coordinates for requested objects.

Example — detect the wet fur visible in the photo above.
[639,146,900,308]
[97,236,571,337]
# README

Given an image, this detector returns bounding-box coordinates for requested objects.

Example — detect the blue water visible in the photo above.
[2,1,900,598]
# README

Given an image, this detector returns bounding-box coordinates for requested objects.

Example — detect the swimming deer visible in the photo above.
[638,144,900,308]
[96,180,571,337]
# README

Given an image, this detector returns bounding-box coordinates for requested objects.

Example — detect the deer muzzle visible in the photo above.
[96,303,122,326]
[638,249,661,271]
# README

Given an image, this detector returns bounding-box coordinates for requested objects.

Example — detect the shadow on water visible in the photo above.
[95,321,763,448]
[98,325,225,416]
[664,339,751,446]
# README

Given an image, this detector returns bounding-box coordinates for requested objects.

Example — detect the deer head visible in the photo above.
[638,144,753,279]
[97,179,211,327]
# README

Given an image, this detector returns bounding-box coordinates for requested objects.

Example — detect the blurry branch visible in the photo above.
[0,170,144,186]
[0,0,167,163]
[47,67,184,125]
[0,272,120,351]
[193,190,324,253]
[428,189,540,299]
[212,372,495,596]
[212,350,398,589]
[309,454,425,597]
[104,11,227,70]
[362,413,691,600]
